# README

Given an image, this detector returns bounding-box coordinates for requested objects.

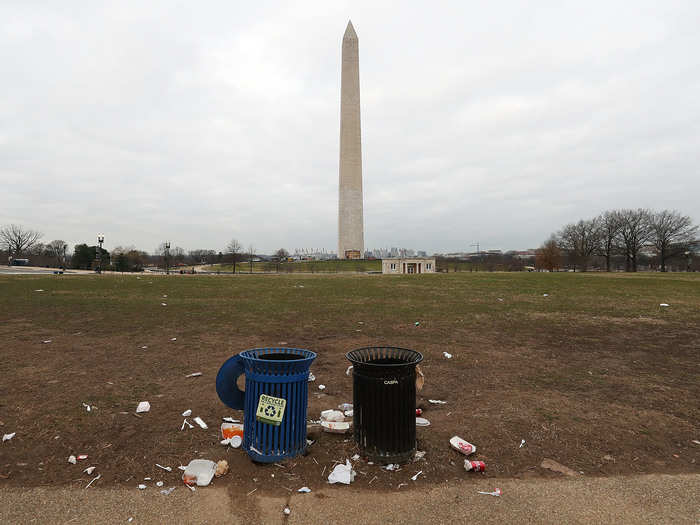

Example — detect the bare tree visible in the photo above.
[535,236,561,272]
[616,208,653,272]
[0,224,43,261]
[275,248,289,261]
[595,210,623,272]
[649,210,698,272]
[226,238,242,274]
[46,239,69,268]
[247,244,255,273]
[557,218,601,271]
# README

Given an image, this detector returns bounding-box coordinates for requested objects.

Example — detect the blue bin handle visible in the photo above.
[216,354,246,410]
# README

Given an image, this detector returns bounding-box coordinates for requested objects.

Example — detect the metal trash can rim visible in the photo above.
[240,347,316,362]
[346,346,423,367]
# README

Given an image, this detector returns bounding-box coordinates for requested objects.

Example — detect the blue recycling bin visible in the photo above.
[216,347,316,462]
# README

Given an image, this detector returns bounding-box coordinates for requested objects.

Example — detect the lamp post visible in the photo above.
[96,235,104,274]
[685,251,692,272]
[164,241,170,275]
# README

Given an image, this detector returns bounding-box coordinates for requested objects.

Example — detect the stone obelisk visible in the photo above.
[338,20,364,259]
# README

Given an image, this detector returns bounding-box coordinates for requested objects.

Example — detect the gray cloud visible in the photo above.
[1,1,698,254]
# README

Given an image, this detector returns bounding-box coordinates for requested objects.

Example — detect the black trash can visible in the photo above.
[346,346,423,463]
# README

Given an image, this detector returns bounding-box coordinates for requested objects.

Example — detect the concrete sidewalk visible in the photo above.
[1,474,698,524]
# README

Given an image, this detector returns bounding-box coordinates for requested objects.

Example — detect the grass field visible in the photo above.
[205,259,381,273]
[1,271,698,491]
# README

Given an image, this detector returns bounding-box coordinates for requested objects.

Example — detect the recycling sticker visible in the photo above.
[256,394,286,426]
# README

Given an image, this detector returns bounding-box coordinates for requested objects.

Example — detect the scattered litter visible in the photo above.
[543,293,549,297]
[318,384,326,391]
[416,417,430,427]
[138,484,146,490]
[384,464,399,471]
[246,488,257,496]
[162,295,167,298]
[298,486,311,493]
[155,464,172,472]
[161,303,167,307]
[141,346,148,350]
[428,399,447,405]
[345,365,353,376]
[519,439,526,448]
[42,340,52,344]
[85,474,101,489]
[368,475,378,485]
[308,373,316,382]
[136,401,150,413]
[77,454,88,461]
[193,417,208,429]
[414,321,420,327]
[397,482,408,488]
[411,471,423,481]
[128,518,134,523]
[250,445,263,455]
[185,484,196,492]
[415,408,422,416]
[170,337,177,341]
[144,477,151,481]
[321,410,344,422]
[321,421,351,434]
[344,409,353,417]
[328,459,356,484]
[34,289,44,292]
[68,455,77,464]
[659,303,669,307]
[84,466,96,475]
[185,372,202,378]
[442,352,452,359]
[2,433,15,442]
[222,417,240,423]
[230,436,242,448]
[540,458,578,476]
[603,454,614,462]
[181,419,193,430]
[478,488,502,497]
[692,440,700,445]
[221,422,244,443]
[160,487,176,495]
[497,298,504,302]
[82,403,92,412]
[178,465,187,471]
[450,436,476,455]
[338,403,353,412]
[351,454,360,461]
[464,460,486,472]
[215,460,229,477]
[182,409,192,417]
[156,481,164,487]
[283,507,291,516]
[414,450,426,461]
[182,459,217,487]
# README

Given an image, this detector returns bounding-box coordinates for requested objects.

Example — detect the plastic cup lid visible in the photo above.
[230,435,242,448]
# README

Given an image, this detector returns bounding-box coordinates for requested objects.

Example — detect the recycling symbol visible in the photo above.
[264,404,277,417]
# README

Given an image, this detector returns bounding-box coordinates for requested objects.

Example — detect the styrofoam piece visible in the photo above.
[415,417,431,426]
[450,436,476,455]
[136,401,150,413]
[193,417,208,429]
[2,433,16,442]
[182,459,217,487]
[321,421,350,434]
[182,409,192,417]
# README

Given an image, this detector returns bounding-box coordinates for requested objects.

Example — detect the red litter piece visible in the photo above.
[415,408,422,416]
[77,454,88,460]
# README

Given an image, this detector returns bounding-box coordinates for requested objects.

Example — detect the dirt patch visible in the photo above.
[0,273,698,493]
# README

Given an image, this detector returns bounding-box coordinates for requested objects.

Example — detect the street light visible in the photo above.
[685,251,692,272]
[96,234,104,274]
[164,241,170,275]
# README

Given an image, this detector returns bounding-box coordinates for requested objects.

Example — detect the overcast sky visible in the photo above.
[1,1,698,254]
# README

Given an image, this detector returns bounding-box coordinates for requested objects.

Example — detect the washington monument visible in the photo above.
[338,20,364,259]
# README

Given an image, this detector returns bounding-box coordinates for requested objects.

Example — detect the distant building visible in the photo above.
[382,257,436,275]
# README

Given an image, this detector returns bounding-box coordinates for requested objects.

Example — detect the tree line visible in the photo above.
[536,209,698,272]
[0,226,287,273]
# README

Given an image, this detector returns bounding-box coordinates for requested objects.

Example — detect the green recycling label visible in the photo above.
[256,394,286,426]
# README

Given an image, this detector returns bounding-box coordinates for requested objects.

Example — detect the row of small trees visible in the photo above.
[537,209,698,272]
[0,226,287,273]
